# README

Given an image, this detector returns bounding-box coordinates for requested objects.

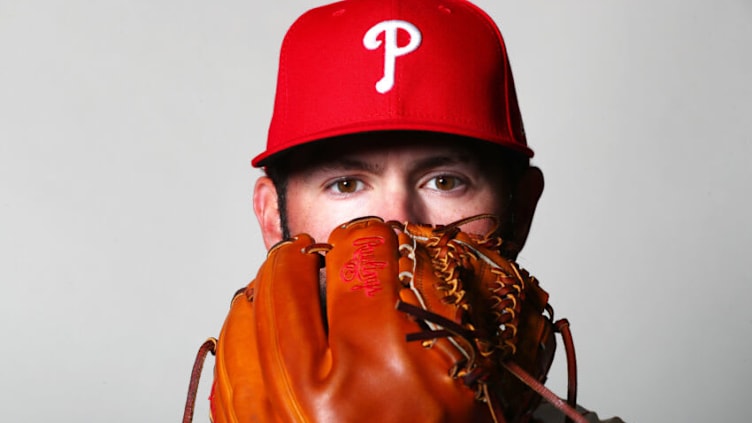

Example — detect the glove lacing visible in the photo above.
[396,215,587,423]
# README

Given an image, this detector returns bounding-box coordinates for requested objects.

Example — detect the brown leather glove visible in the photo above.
[186,216,587,423]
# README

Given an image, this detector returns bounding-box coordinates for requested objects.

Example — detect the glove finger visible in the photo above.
[213,288,274,423]
[324,217,409,363]
[253,234,329,420]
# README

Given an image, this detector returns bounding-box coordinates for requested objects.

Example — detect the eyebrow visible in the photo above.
[313,152,476,175]
[320,157,383,173]
[412,154,475,172]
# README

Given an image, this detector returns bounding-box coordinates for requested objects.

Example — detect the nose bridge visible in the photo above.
[379,182,421,223]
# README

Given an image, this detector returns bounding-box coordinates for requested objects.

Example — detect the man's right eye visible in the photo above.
[327,178,364,194]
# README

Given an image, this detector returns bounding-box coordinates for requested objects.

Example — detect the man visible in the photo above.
[212,0,624,421]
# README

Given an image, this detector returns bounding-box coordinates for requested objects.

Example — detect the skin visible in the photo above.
[253,135,544,259]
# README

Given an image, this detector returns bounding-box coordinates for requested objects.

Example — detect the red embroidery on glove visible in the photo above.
[340,236,386,297]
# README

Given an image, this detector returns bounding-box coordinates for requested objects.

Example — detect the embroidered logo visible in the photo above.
[340,236,386,297]
[363,20,422,94]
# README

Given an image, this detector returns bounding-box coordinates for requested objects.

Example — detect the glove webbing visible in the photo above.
[397,300,588,423]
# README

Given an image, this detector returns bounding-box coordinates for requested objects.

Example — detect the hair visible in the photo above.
[262,131,531,241]
[264,161,292,239]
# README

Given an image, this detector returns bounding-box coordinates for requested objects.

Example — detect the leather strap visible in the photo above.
[555,318,579,421]
[182,338,217,423]
[502,361,587,423]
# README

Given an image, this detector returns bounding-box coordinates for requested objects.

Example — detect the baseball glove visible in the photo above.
[183,215,586,423]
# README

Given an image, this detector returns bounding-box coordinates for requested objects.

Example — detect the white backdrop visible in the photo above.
[1,1,750,422]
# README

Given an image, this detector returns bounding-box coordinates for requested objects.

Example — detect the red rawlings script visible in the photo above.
[340,236,387,297]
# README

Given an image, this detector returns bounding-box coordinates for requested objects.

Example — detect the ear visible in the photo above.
[253,176,284,249]
[505,166,544,260]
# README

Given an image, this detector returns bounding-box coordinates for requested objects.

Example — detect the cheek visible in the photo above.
[424,192,508,235]
[284,182,318,237]
[285,192,359,241]
[285,201,327,241]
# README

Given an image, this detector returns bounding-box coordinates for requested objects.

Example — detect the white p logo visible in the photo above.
[363,20,422,94]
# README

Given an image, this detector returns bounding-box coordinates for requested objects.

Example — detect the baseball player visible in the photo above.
[184,0,625,422]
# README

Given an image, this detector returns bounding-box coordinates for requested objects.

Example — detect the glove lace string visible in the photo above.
[182,338,217,423]
[397,300,508,423]
[425,229,523,359]
[398,300,587,423]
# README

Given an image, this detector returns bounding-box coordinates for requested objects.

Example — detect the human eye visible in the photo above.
[422,174,466,192]
[325,177,366,195]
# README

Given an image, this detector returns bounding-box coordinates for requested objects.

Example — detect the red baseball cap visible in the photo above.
[252,0,532,167]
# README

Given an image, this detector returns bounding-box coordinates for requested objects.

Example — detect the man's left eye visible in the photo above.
[425,175,462,191]
[335,179,359,193]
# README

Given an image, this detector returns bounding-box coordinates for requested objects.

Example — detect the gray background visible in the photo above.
[1,1,750,422]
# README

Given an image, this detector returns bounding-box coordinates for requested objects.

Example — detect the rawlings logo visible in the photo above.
[363,20,422,94]
[340,236,386,297]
